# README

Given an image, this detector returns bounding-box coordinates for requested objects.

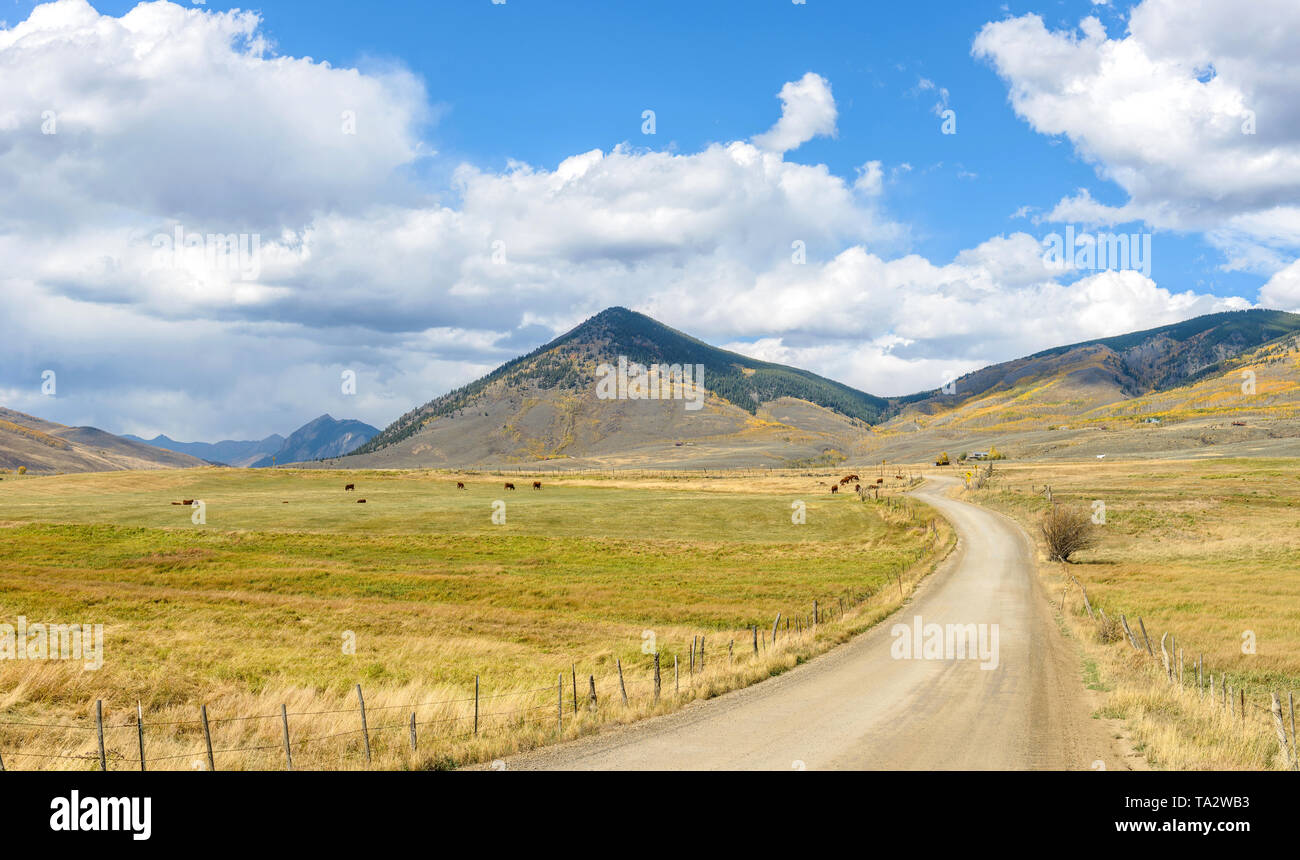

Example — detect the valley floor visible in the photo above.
[0,467,945,770]
[1,456,1294,770]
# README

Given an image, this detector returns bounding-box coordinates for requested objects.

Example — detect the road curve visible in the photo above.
[502,477,1130,770]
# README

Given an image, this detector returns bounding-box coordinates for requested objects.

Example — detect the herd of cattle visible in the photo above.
[824,473,890,495]
[334,479,544,502]
[168,470,903,509]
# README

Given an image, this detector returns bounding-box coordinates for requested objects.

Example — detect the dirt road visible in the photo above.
[503,477,1135,770]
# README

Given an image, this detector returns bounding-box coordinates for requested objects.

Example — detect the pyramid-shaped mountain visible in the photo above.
[342,307,883,469]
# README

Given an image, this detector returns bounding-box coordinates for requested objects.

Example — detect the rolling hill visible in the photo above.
[866,309,1300,462]
[0,408,208,474]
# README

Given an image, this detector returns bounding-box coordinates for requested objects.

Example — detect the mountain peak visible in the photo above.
[351,307,888,458]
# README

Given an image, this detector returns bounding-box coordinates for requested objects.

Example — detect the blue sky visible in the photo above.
[1,0,1297,438]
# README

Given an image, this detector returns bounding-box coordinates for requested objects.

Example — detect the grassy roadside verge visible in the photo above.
[959,459,1300,770]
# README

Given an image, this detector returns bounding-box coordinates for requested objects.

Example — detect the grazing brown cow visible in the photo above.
[356,498,367,503]
[830,485,838,494]
[854,484,861,493]
[456,482,465,489]
[532,481,542,490]
[345,483,355,491]
[876,477,884,485]
[839,474,860,485]
[504,482,515,490]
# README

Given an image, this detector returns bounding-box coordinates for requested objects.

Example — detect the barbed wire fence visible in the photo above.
[0,578,921,772]
[1064,576,1299,771]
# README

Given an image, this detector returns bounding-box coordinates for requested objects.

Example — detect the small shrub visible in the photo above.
[1096,614,1123,644]
[1040,504,1098,562]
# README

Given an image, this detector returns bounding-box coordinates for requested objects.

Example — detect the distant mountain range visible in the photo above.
[8,307,1300,474]
[125,414,378,468]
[121,432,285,467]
[334,306,1300,469]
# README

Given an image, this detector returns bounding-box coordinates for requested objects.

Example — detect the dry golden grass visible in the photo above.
[964,457,1300,770]
[0,467,950,770]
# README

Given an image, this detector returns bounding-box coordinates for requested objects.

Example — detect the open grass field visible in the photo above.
[964,457,1300,769]
[0,467,948,770]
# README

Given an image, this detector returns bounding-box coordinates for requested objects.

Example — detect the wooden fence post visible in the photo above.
[674,655,679,695]
[1137,617,1153,655]
[280,704,293,771]
[588,675,597,712]
[571,665,578,714]
[410,712,417,752]
[201,705,215,772]
[474,675,480,735]
[1240,688,1246,725]
[1271,693,1296,771]
[689,638,695,675]
[653,654,661,703]
[356,684,371,763]
[1290,691,1297,759]
[813,600,819,625]
[1120,615,1139,650]
[95,700,106,772]
[752,626,758,654]
[557,674,563,733]
[728,640,734,663]
[0,747,4,771]
[1159,633,1171,682]
[699,636,705,670]
[771,613,781,647]
[136,701,146,772]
